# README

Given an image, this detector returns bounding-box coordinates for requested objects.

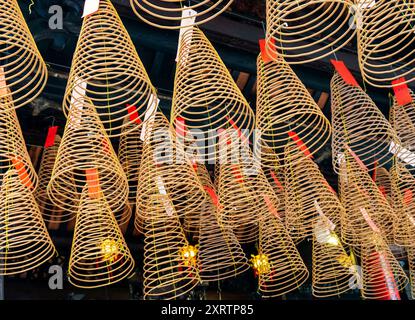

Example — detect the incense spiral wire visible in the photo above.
[68,186,135,289]
[331,72,399,174]
[284,145,344,242]
[265,0,356,64]
[130,0,234,30]
[35,135,77,224]
[357,0,415,88]
[257,54,331,168]
[408,248,415,299]
[48,96,129,222]
[0,169,56,275]
[171,26,255,163]
[374,167,393,207]
[0,95,37,190]
[0,0,48,112]
[63,0,157,137]
[257,213,309,298]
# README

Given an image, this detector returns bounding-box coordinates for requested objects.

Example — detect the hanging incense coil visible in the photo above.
[34,135,77,224]
[130,0,233,30]
[390,163,415,247]
[0,169,56,275]
[118,119,144,204]
[360,232,408,300]
[256,54,331,168]
[338,149,395,246]
[63,0,157,137]
[68,185,135,289]
[0,0,48,112]
[0,95,37,190]
[143,215,200,300]
[256,213,309,298]
[171,26,255,163]
[48,96,129,222]
[312,217,353,298]
[331,71,399,173]
[136,112,207,225]
[357,1,415,88]
[408,248,415,299]
[265,0,356,64]
[374,167,393,206]
[389,89,415,173]
[284,145,344,242]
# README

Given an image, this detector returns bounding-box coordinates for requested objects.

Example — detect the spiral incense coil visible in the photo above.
[408,248,415,299]
[390,163,415,247]
[256,54,331,168]
[257,213,309,298]
[338,150,395,246]
[130,0,233,30]
[118,119,144,203]
[0,0,48,112]
[389,89,415,173]
[48,96,129,221]
[374,167,393,206]
[357,1,415,88]
[34,135,77,224]
[136,112,207,224]
[331,71,399,173]
[0,169,56,275]
[284,145,344,242]
[312,217,353,298]
[143,215,200,300]
[360,233,408,300]
[68,186,135,289]
[63,0,157,137]
[265,0,356,64]
[0,95,37,190]
[171,26,255,163]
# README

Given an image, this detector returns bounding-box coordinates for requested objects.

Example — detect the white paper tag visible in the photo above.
[389,141,415,167]
[314,200,336,230]
[68,77,87,129]
[0,67,7,96]
[82,0,100,18]
[155,176,174,216]
[359,207,381,233]
[175,7,197,63]
[314,219,337,245]
[140,94,159,142]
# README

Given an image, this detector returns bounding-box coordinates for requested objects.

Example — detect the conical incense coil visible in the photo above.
[265,0,356,64]
[130,0,233,29]
[360,233,408,300]
[48,97,129,221]
[35,135,77,224]
[0,95,37,190]
[0,0,48,112]
[331,71,399,173]
[118,119,143,204]
[390,163,415,247]
[143,215,200,300]
[171,26,255,163]
[357,1,415,88]
[68,186,135,289]
[389,89,415,173]
[136,112,207,224]
[408,248,415,299]
[196,163,249,281]
[256,213,309,298]
[284,145,344,242]
[338,150,395,246]
[256,54,331,168]
[312,217,354,298]
[0,169,56,275]
[63,0,157,137]
[374,167,393,206]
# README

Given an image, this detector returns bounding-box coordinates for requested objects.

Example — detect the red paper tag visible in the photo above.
[372,160,378,182]
[270,170,284,191]
[126,104,142,125]
[85,168,101,198]
[191,160,198,172]
[44,126,59,148]
[0,66,7,96]
[102,138,111,154]
[225,116,249,144]
[323,179,336,194]
[204,186,221,208]
[331,60,359,87]
[379,185,387,198]
[345,145,368,171]
[288,131,313,158]
[392,78,413,106]
[218,128,231,145]
[263,194,280,219]
[11,156,34,189]
[231,165,244,184]
[176,117,187,138]
[404,189,413,206]
[259,38,277,64]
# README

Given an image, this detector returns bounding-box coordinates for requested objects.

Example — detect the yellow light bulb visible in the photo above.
[100,239,119,261]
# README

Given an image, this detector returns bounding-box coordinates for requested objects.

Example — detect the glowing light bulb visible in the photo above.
[251,254,271,275]
[180,245,198,267]
[100,239,119,262]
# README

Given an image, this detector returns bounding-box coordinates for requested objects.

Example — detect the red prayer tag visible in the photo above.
[330,60,359,87]
[85,168,101,198]
[176,117,187,138]
[263,194,280,219]
[44,126,58,148]
[270,170,284,191]
[404,189,413,206]
[259,38,277,64]
[288,131,313,158]
[379,185,387,198]
[231,165,244,184]
[345,145,368,171]
[204,186,220,208]
[11,156,33,189]
[126,104,142,125]
[392,78,413,106]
